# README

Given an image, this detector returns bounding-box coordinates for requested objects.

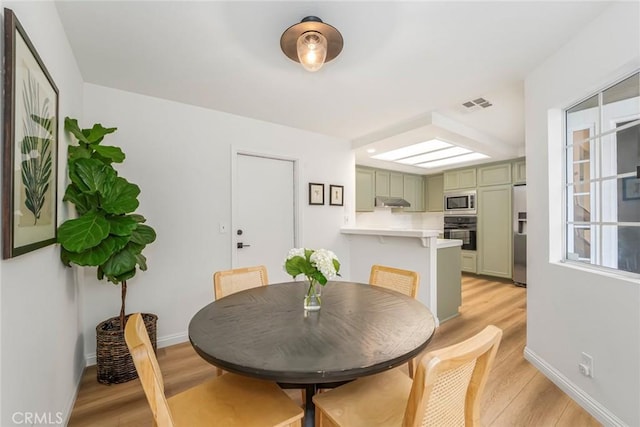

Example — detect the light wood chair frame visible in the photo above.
[313,325,502,427]
[125,313,303,427]
[213,265,269,300]
[369,264,420,377]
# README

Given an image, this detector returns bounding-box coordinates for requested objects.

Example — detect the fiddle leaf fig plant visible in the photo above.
[58,117,156,329]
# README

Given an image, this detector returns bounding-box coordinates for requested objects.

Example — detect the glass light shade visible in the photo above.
[297,31,327,72]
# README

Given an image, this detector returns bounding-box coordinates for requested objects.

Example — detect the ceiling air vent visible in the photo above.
[461,97,493,112]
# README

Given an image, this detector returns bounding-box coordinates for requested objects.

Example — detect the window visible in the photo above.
[565,72,640,276]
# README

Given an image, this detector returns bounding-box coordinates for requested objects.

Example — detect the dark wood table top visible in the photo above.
[189,281,436,384]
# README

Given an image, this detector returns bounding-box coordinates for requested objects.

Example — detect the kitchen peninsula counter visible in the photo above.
[341,226,441,323]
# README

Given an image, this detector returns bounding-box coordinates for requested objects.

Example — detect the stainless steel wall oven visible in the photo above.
[444,216,477,251]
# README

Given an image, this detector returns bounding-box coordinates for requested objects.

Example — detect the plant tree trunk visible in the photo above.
[120,280,127,331]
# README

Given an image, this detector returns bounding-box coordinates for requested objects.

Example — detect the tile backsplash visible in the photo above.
[356,209,444,232]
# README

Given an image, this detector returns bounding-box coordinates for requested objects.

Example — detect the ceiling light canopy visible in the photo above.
[280,16,343,72]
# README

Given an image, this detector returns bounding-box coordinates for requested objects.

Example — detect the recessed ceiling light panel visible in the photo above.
[415,152,490,168]
[396,146,471,165]
[371,139,452,161]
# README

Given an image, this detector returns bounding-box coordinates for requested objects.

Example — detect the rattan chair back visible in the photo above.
[369,264,419,298]
[213,265,269,299]
[406,325,503,427]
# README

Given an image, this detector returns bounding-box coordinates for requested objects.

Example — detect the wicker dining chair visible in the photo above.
[212,265,269,376]
[369,264,420,376]
[213,265,269,299]
[312,325,503,427]
[124,313,304,427]
[369,264,419,298]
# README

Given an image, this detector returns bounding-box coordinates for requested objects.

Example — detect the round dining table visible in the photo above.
[189,281,436,427]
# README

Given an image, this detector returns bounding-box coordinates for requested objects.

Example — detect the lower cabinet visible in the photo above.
[437,245,462,322]
[477,185,512,278]
[461,250,477,273]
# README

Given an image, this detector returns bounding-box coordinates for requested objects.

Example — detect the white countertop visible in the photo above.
[340,227,440,238]
[437,239,463,249]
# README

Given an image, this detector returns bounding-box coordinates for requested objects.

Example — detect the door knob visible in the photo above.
[237,242,251,249]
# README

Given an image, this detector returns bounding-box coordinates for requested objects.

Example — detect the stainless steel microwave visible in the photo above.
[444,191,477,215]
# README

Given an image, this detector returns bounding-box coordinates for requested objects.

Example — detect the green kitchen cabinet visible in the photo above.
[427,174,444,211]
[477,184,512,278]
[356,167,375,211]
[513,160,526,184]
[478,163,512,186]
[403,174,425,212]
[444,168,476,190]
[438,245,462,322]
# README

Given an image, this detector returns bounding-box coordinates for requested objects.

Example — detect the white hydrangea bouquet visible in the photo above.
[284,248,341,310]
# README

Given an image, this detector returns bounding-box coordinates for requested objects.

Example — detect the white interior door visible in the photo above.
[234,153,296,283]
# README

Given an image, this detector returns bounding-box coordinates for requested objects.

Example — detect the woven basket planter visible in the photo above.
[96,313,157,385]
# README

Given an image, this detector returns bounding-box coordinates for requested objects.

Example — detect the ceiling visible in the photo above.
[55,1,612,174]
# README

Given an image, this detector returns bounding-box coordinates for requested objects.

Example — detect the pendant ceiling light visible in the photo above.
[280,16,343,72]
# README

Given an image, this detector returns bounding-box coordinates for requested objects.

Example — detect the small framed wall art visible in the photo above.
[329,185,344,206]
[309,183,324,205]
[2,8,59,258]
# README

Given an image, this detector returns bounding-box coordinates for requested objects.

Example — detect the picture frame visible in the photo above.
[622,176,640,201]
[329,185,344,206]
[2,8,59,259]
[309,183,324,205]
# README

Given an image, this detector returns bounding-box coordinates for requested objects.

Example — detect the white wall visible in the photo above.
[81,84,354,361]
[0,2,85,425]
[524,3,640,425]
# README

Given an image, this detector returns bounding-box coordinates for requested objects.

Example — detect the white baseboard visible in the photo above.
[63,361,86,426]
[84,331,189,366]
[523,346,627,427]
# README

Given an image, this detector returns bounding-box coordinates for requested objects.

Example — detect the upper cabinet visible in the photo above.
[356,167,375,212]
[513,160,526,184]
[356,167,425,212]
[403,174,425,212]
[478,163,512,186]
[444,168,476,190]
[426,174,444,212]
[375,170,404,197]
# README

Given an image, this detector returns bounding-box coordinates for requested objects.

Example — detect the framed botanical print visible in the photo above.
[329,185,344,206]
[2,8,59,258]
[309,183,324,205]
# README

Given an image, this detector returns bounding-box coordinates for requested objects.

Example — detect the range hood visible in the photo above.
[375,196,411,208]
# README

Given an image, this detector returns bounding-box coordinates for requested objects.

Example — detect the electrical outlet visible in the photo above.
[579,352,593,378]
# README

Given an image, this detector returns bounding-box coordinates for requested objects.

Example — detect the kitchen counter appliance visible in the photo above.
[444,191,477,215]
[444,216,477,251]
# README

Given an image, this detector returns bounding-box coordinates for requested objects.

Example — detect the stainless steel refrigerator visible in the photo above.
[513,185,527,286]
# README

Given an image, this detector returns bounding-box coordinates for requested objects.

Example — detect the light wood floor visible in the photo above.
[68,275,601,426]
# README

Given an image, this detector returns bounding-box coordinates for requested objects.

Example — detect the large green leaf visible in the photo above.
[65,117,89,144]
[67,145,91,162]
[83,123,117,144]
[107,215,138,236]
[101,177,140,214]
[135,253,148,271]
[63,184,98,215]
[58,211,110,252]
[65,118,117,145]
[72,158,116,194]
[64,236,117,266]
[130,224,156,245]
[101,245,138,278]
[91,145,125,163]
[110,268,137,284]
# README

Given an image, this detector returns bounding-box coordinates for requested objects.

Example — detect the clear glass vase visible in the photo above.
[303,279,322,311]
